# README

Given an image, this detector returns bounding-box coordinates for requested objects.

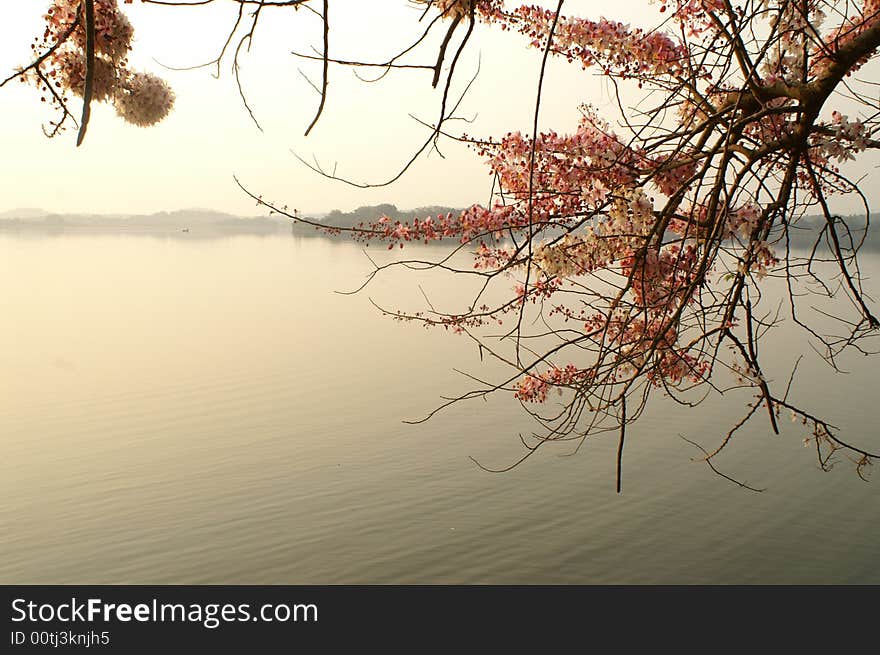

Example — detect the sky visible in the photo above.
[0,1,877,216]
[0,1,595,216]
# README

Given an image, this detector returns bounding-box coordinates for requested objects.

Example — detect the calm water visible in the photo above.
[1,233,878,584]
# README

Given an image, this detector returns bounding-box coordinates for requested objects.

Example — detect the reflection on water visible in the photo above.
[1,234,878,584]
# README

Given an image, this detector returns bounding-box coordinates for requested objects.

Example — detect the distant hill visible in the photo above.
[0,208,50,220]
[0,208,289,235]
[781,213,879,252]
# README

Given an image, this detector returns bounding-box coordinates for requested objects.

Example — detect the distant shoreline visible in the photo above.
[0,204,463,240]
[1,208,877,251]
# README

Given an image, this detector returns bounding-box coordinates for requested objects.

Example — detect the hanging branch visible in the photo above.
[76,0,96,147]
[304,0,329,136]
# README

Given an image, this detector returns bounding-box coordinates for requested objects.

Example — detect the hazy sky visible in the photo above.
[1,1,877,216]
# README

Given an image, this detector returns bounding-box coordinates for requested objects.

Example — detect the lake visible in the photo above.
[1,232,878,584]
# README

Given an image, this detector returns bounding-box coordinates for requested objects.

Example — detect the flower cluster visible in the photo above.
[113,71,175,126]
[811,111,869,163]
[44,0,135,63]
[621,243,700,310]
[738,240,779,280]
[358,204,521,248]
[514,364,586,403]
[501,5,690,79]
[763,0,815,82]
[664,0,725,38]
[532,188,656,279]
[811,0,880,75]
[724,203,762,240]
[648,154,698,198]
[473,242,514,270]
[29,0,173,129]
